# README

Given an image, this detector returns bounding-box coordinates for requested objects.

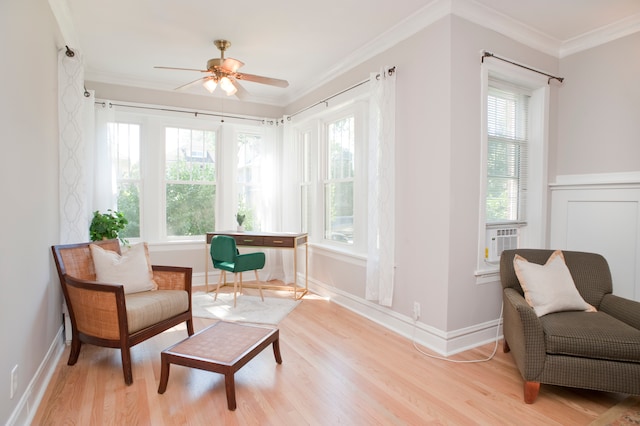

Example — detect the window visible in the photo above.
[477,62,550,275]
[109,122,141,239]
[324,115,355,244]
[237,132,263,231]
[486,83,529,225]
[294,99,367,253]
[101,107,275,243]
[164,127,216,237]
[299,130,312,233]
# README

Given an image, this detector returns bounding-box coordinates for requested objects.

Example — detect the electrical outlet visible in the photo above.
[10,365,18,399]
[413,302,421,321]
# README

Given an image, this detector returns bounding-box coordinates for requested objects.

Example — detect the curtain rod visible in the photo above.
[288,66,396,120]
[94,101,279,125]
[481,51,564,84]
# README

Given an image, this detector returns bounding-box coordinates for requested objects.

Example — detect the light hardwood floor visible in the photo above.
[33,289,625,425]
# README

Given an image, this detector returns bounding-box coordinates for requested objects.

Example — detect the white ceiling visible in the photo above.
[53,0,640,106]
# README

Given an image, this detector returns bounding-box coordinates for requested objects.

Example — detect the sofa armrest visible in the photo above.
[502,288,546,381]
[152,265,192,294]
[599,294,640,330]
[64,275,127,340]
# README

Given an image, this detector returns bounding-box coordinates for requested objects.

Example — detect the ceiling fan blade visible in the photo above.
[232,80,250,100]
[235,72,289,88]
[155,66,209,73]
[222,58,244,73]
[174,76,208,91]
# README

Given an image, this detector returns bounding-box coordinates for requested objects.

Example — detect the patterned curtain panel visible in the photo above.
[366,66,396,306]
[58,48,89,243]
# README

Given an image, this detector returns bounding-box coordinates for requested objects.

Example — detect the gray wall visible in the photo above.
[557,31,640,176]
[0,0,63,423]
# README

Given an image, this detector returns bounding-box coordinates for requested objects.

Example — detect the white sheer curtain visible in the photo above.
[92,101,116,212]
[279,117,300,284]
[256,123,288,281]
[58,48,90,243]
[366,66,396,306]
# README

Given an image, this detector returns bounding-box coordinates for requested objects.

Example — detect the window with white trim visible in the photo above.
[477,62,550,275]
[109,122,142,239]
[164,127,216,236]
[295,101,367,253]
[103,107,273,242]
[299,130,312,234]
[486,82,529,225]
[236,131,263,231]
[324,115,355,244]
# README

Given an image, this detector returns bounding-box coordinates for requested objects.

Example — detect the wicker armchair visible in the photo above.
[500,249,640,403]
[51,239,194,385]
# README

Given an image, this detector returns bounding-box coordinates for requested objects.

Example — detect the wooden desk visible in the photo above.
[206,231,308,299]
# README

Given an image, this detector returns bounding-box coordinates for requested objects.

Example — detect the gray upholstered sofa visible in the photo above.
[500,249,640,403]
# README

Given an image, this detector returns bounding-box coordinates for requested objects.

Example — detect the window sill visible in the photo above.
[308,242,367,266]
[474,267,500,285]
[146,239,205,252]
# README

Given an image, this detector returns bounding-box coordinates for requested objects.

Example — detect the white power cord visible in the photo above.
[411,303,503,364]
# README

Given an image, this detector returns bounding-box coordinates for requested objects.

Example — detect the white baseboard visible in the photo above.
[7,326,65,426]
[307,278,502,357]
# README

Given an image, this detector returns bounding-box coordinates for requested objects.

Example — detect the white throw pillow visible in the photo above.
[513,250,596,317]
[90,242,157,294]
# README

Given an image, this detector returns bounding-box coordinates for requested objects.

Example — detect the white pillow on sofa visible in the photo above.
[90,242,158,294]
[513,250,596,317]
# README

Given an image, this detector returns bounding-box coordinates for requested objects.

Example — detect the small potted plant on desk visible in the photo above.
[236,212,246,232]
[89,209,129,244]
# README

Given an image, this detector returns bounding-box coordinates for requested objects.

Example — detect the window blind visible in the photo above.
[486,81,530,224]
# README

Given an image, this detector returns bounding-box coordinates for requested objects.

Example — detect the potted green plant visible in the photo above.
[89,209,129,244]
[236,212,246,232]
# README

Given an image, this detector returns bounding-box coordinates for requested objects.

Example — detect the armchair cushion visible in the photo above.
[514,250,595,317]
[90,242,158,294]
[541,311,640,363]
[126,290,189,333]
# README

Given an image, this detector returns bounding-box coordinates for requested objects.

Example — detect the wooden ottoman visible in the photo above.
[157,321,282,410]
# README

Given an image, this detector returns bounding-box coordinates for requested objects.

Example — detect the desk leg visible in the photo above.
[293,245,297,300]
[305,242,308,295]
[205,243,209,293]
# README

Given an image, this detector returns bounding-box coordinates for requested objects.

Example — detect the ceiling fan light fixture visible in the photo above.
[220,76,237,96]
[203,77,217,93]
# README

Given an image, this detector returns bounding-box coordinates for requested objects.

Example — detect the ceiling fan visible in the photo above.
[154,39,289,99]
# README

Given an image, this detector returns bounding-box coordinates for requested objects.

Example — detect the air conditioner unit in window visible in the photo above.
[485,227,519,263]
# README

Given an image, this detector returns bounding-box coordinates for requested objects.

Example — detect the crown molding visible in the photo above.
[559,12,640,58]
[453,0,562,56]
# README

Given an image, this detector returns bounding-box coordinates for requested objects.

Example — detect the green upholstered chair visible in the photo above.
[500,249,640,403]
[210,235,265,307]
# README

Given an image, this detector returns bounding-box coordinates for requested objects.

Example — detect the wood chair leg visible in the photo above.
[67,337,82,365]
[213,270,225,301]
[186,317,194,336]
[255,270,264,301]
[121,346,133,385]
[524,381,540,404]
[233,273,238,308]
